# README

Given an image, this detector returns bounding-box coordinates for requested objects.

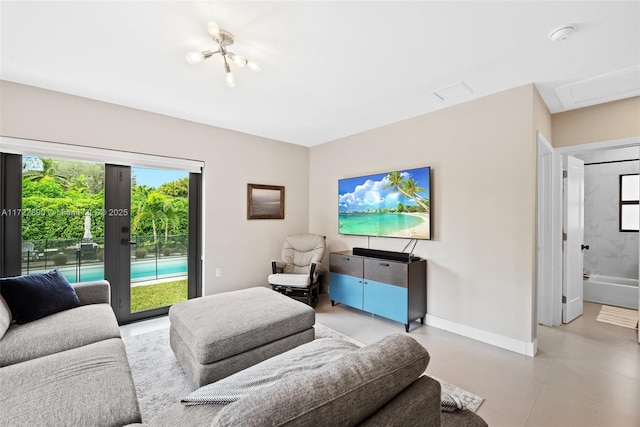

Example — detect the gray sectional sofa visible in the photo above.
[147,334,487,427]
[1,276,486,426]
[0,279,141,426]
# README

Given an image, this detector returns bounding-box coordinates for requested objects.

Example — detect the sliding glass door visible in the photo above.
[1,148,202,324]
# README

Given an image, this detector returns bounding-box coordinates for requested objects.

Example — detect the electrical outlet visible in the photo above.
[216,267,223,277]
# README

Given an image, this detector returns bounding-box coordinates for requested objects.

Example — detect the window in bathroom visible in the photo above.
[620,173,639,232]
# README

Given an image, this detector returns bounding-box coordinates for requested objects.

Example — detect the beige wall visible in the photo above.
[533,86,553,143]
[310,84,549,347]
[2,79,554,351]
[0,80,310,295]
[551,96,640,147]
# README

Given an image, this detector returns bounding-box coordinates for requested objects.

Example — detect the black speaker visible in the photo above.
[352,247,414,262]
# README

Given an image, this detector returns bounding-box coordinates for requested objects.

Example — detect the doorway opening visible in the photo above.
[536,136,640,347]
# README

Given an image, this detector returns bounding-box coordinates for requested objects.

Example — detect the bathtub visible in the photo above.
[584,274,639,310]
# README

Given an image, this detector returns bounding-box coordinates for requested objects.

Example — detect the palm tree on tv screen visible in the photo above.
[384,172,429,213]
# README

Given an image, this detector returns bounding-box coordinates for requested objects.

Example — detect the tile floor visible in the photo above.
[120,295,640,427]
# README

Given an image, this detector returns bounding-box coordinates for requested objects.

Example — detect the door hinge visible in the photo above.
[563,170,568,178]
[562,295,567,304]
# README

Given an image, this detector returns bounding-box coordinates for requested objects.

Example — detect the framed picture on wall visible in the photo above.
[247,183,285,219]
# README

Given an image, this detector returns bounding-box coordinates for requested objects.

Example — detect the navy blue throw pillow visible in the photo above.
[0,270,80,324]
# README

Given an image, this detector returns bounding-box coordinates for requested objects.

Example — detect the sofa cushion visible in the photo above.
[360,375,442,427]
[0,338,141,426]
[148,402,224,427]
[0,294,11,339]
[0,303,121,367]
[212,334,430,427]
[72,279,111,305]
[0,269,80,324]
[441,410,489,427]
[183,338,359,405]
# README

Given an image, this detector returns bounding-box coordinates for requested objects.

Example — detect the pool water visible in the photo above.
[38,257,187,284]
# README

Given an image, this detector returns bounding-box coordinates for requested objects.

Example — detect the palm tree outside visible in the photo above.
[22,157,70,187]
[132,187,165,244]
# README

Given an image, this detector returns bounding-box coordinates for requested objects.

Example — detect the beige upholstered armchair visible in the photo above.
[268,233,326,307]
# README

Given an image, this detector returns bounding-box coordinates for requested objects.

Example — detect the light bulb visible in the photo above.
[185,51,204,64]
[207,21,220,39]
[226,71,235,87]
[247,60,261,72]
[229,52,247,67]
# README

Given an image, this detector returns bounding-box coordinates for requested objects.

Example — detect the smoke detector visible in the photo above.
[549,24,576,42]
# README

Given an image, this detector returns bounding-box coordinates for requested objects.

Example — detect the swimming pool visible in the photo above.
[25,256,187,284]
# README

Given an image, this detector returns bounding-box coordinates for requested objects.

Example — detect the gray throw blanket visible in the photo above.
[182,338,359,406]
[441,392,465,412]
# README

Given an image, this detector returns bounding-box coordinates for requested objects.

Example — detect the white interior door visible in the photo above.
[536,134,554,326]
[562,155,585,323]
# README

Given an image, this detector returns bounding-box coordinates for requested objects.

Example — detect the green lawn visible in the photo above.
[131,279,187,312]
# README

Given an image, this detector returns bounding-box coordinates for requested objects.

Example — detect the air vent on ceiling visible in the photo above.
[433,81,473,101]
[555,65,640,110]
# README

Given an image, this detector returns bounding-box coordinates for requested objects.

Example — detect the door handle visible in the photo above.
[121,239,137,245]
[581,244,589,250]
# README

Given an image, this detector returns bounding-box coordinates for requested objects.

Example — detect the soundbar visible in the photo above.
[352,247,419,262]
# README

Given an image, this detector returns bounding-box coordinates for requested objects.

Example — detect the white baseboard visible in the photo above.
[425,314,537,357]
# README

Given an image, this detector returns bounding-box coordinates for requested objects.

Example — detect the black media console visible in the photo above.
[330,249,427,332]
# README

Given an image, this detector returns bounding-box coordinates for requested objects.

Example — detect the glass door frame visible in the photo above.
[0,153,22,278]
[1,138,203,325]
[105,165,202,324]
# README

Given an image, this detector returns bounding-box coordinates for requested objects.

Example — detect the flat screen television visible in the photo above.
[338,166,431,240]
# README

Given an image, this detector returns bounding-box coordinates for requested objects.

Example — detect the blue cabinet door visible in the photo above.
[363,279,407,323]
[330,272,363,309]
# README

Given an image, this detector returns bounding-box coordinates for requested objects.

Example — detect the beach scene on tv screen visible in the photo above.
[338,167,431,240]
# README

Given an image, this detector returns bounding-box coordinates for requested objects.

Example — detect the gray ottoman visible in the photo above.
[169,286,315,386]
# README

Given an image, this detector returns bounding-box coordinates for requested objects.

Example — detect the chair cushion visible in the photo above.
[267,273,311,288]
[281,233,325,273]
[0,294,11,340]
[0,269,80,324]
[212,334,430,427]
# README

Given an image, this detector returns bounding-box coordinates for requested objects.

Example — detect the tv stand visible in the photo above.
[329,250,427,332]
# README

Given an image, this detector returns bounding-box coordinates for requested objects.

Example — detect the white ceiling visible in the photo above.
[1,1,639,147]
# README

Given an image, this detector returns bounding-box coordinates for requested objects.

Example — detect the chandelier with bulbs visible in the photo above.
[185,21,261,87]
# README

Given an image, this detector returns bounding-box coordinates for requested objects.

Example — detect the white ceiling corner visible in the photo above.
[555,65,640,111]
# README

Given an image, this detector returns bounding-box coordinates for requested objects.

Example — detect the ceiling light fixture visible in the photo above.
[548,24,576,42]
[186,21,261,87]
